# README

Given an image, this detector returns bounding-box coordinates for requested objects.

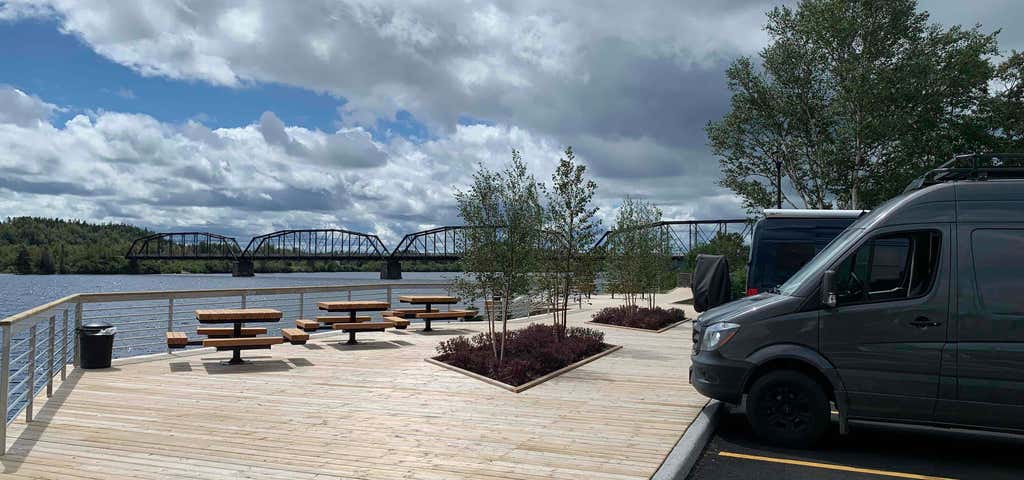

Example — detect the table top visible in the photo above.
[397,295,459,304]
[195,308,283,323]
[317,301,390,312]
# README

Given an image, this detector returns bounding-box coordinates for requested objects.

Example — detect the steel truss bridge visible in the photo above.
[126,220,752,278]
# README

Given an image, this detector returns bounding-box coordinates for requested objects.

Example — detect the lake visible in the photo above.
[0,272,456,319]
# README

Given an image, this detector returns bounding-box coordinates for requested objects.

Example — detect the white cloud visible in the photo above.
[0,0,784,235]
[0,85,59,128]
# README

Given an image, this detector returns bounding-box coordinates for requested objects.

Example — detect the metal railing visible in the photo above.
[0,281,459,455]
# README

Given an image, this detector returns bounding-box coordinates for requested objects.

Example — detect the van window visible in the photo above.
[834,231,941,305]
[972,229,1024,315]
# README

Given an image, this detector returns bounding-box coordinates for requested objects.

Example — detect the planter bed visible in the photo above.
[428,323,619,392]
[589,305,688,332]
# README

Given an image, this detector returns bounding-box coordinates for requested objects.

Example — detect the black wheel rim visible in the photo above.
[757,383,812,434]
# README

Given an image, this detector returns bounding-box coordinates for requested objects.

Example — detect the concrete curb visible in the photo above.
[651,400,723,480]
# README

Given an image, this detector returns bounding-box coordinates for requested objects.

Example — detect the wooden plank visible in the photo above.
[383,316,410,328]
[281,328,309,343]
[201,337,284,348]
[194,308,282,322]
[4,289,707,480]
[415,310,476,319]
[397,295,459,304]
[295,319,320,331]
[331,322,394,331]
[316,301,389,312]
[316,316,371,324]
[196,327,267,337]
[165,332,188,347]
[387,308,428,318]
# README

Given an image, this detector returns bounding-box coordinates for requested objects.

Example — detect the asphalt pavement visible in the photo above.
[687,408,1024,480]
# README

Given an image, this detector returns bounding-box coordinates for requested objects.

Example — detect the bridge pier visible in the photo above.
[233,259,255,277]
[380,259,402,280]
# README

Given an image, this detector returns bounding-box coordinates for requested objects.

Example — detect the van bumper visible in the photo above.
[690,351,752,404]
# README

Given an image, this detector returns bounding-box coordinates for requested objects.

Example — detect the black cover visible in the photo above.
[693,254,732,313]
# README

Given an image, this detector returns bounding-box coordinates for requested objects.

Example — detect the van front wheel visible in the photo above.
[746,370,829,447]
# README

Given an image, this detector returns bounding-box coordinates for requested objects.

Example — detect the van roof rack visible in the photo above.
[904,153,1024,192]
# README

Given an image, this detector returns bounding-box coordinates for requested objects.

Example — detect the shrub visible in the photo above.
[434,323,608,386]
[591,305,686,330]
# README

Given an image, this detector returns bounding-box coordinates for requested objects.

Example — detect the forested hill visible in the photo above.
[0,217,454,274]
[0,217,154,274]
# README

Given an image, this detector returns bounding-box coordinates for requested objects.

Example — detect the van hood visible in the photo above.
[696,293,800,326]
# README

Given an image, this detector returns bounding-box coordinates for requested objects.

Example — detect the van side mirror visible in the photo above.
[821,270,837,308]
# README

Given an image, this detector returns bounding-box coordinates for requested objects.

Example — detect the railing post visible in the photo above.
[0,323,11,455]
[386,286,393,305]
[347,290,352,301]
[298,293,305,319]
[27,324,36,423]
[241,293,247,309]
[61,309,68,381]
[47,316,55,398]
[73,303,82,367]
[167,298,174,353]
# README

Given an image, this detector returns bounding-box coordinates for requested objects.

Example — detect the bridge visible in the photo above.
[126,220,751,279]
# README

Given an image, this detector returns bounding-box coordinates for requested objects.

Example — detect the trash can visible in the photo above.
[78,322,116,369]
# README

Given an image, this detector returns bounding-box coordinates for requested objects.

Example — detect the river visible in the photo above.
[0,272,456,319]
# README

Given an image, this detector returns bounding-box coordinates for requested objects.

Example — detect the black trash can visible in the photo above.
[78,322,116,369]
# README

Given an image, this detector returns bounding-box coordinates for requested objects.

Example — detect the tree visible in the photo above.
[983,51,1024,151]
[455,150,544,365]
[37,246,56,274]
[15,246,32,274]
[707,0,998,211]
[542,147,601,336]
[604,197,670,308]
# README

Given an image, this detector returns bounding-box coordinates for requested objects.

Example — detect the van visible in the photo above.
[746,209,865,296]
[690,154,1024,446]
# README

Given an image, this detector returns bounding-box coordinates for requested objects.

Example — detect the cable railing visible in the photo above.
[0,281,460,455]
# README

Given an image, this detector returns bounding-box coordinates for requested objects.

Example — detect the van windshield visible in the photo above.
[777,226,864,297]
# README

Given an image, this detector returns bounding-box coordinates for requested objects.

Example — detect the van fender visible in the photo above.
[743,343,851,434]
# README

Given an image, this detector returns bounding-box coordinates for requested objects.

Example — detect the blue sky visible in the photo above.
[0,1,1020,241]
[0,17,438,143]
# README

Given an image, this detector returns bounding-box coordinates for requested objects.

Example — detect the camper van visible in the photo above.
[691,154,1024,446]
[746,209,865,296]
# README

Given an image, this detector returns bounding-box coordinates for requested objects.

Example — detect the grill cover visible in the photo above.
[692,254,732,313]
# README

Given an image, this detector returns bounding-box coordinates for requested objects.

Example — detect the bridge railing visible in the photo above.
[0,280,466,455]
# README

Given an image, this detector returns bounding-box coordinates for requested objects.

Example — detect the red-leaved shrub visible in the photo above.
[434,323,609,386]
[591,305,686,330]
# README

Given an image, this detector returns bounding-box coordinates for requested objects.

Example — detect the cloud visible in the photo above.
[0,85,59,127]
[0,0,808,235]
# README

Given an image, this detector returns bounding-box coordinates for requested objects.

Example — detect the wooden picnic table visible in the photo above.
[195,308,283,365]
[316,300,389,322]
[398,295,461,332]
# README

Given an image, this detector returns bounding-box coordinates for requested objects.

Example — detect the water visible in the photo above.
[0,272,455,319]
[0,272,459,421]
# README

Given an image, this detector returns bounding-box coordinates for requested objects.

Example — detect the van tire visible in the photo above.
[746,370,829,448]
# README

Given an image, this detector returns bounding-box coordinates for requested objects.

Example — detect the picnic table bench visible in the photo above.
[397,295,474,331]
[194,308,283,365]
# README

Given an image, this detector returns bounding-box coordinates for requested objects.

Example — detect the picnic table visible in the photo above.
[195,308,283,365]
[396,295,471,332]
[317,301,393,344]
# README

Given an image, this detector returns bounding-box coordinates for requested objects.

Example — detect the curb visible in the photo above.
[651,400,723,480]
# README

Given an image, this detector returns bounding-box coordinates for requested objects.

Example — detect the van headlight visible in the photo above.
[702,322,740,351]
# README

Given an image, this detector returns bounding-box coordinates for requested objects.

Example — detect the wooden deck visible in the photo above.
[2,290,707,479]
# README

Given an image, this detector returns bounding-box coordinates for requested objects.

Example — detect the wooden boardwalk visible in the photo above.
[2,290,706,479]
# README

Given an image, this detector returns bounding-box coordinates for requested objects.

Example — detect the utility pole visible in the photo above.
[774,159,783,209]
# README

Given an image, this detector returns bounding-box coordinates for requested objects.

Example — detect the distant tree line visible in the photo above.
[0,217,459,275]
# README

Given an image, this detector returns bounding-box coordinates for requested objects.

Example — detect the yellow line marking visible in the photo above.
[718,451,956,480]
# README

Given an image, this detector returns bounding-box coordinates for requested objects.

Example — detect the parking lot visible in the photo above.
[687,408,1024,480]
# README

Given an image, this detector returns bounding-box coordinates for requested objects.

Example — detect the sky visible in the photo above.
[0,0,1022,243]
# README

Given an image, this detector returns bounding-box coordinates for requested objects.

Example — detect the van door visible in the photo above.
[820,227,948,421]
[950,227,1024,430]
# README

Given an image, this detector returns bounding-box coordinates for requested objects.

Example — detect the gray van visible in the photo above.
[690,154,1024,446]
